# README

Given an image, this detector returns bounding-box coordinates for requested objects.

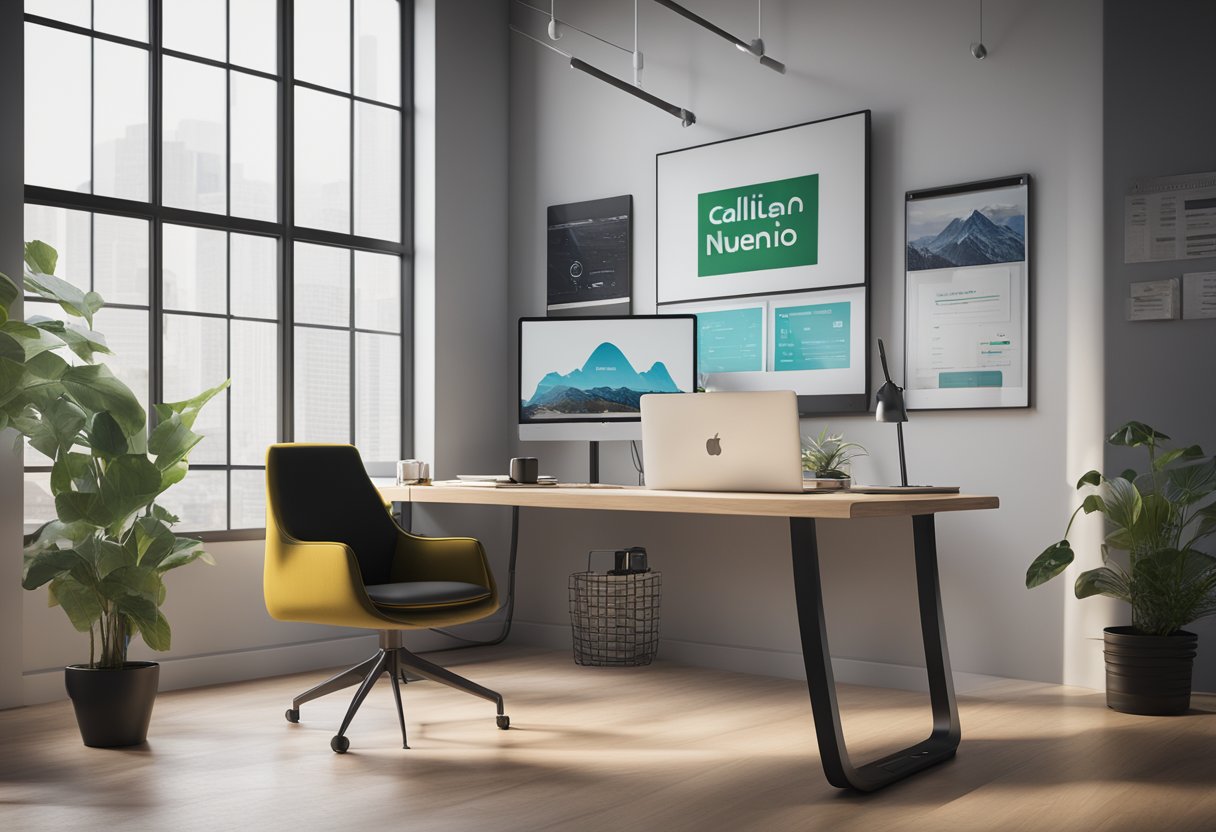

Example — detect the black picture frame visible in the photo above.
[654,110,871,416]
[546,195,633,316]
[903,173,1032,411]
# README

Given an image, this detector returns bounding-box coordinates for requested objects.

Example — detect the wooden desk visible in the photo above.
[382,484,999,792]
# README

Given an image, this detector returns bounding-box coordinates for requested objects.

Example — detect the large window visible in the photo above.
[21,0,410,537]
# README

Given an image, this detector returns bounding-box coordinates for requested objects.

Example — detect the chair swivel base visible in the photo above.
[285,631,508,753]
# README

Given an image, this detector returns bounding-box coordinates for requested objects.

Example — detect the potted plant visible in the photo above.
[1,241,227,747]
[801,428,867,490]
[1026,421,1216,715]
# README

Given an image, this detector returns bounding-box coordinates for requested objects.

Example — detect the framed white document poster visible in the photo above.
[904,174,1031,410]
[656,111,871,414]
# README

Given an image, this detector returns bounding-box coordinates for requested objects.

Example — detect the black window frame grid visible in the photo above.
[20,0,414,542]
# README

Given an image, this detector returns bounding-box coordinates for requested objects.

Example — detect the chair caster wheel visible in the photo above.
[285,708,300,723]
[331,735,350,754]
[496,715,510,730]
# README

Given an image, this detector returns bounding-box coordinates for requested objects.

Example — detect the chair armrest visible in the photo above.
[389,532,496,593]
[264,534,385,627]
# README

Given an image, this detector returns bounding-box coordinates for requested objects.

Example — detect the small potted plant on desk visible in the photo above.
[1026,421,1216,715]
[1,242,226,747]
[801,428,867,490]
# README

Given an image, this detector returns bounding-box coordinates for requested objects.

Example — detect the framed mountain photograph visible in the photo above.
[903,174,1031,410]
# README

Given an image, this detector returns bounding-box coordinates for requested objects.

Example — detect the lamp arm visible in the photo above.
[877,337,894,385]
[896,422,908,487]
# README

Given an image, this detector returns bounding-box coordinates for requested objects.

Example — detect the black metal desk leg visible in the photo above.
[789,514,961,792]
[912,514,961,754]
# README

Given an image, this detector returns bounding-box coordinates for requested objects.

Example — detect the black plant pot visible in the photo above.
[64,661,160,747]
[1103,627,1197,716]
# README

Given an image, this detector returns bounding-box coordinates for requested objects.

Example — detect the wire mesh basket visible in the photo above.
[569,550,662,667]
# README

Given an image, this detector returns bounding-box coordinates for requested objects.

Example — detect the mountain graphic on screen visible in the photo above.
[907,209,1024,271]
[523,342,680,417]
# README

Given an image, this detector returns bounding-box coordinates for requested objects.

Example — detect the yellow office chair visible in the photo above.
[264,443,508,753]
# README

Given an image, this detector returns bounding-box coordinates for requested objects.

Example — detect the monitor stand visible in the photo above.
[589,441,600,484]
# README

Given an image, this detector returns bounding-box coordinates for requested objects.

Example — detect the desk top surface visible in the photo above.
[378,484,998,519]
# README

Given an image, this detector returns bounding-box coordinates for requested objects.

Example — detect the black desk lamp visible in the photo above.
[875,338,909,487]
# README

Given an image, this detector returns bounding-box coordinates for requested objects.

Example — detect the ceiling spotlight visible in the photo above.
[971,0,987,60]
[739,36,784,72]
[738,37,765,58]
[652,0,786,75]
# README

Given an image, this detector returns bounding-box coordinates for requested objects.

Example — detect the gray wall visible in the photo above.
[1104,0,1216,691]
[507,0,1109,688]
[411,0,513,626]
[1,0,25,710]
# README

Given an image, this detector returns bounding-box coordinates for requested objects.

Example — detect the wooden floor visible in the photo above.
[2,647,1214,832]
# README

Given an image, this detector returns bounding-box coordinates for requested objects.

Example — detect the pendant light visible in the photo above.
[971,0,988,59]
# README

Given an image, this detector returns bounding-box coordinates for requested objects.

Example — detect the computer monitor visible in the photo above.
[518,315,697,441]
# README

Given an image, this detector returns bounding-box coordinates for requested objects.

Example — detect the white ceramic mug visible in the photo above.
[396,459,430,484]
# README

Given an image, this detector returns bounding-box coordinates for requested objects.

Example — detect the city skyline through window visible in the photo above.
[21,0,409,536]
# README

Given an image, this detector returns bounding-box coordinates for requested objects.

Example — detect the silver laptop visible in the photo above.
[640,391,804,493]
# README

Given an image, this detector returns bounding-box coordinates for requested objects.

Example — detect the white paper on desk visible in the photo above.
[1128,278,1180,321]
[1125,171,1216,264]
[1183,272,1216,320]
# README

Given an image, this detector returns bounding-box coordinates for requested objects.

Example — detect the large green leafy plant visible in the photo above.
[1,241,227,668]
[1026,421,1216,635]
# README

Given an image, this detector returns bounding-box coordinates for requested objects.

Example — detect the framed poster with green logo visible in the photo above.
[657,111,870,414]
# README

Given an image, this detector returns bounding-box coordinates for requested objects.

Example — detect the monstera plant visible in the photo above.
[1026,421,1216,715]
[1,241,227,746]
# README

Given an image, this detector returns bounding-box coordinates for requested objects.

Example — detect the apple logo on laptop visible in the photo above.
[706,433,722,456]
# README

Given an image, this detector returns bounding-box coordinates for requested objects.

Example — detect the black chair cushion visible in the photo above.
[267,445,399,585]
[365,581,491,609]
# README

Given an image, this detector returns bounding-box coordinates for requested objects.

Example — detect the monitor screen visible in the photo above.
[518,315,697,441]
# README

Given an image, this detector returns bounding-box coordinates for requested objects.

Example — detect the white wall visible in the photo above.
[507,0,1108,688]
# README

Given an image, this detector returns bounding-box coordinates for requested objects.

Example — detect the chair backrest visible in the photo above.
[266,444,397,586]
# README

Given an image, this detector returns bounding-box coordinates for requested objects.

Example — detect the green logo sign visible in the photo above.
[697,173,819,277]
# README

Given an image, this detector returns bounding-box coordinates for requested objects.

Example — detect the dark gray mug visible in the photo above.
[509,457,539,484]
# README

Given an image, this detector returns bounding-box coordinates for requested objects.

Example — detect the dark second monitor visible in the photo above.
[518,315,697,441]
